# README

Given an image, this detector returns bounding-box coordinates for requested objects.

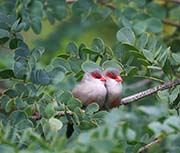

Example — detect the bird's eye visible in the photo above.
[91,72,102,79]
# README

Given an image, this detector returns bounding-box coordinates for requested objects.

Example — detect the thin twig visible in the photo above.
[127,79,152,90]
[138,138,161,153]
[162,19,180,28]
[121,78,180,105]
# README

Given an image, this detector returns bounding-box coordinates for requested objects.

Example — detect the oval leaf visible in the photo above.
[116,27,135,45]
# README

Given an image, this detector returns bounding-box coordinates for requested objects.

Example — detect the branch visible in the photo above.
[66,0,77,3]
[138,138,161,153]
[121,78,180,105]
[97,0,116,9]
[164,0,180,4]
[30,78,180,119]
[162,19,180,28]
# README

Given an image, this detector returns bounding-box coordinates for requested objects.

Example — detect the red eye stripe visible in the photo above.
[91,72,102,79]
[106,72,123,82]
[91,72,106,81]
[106,72,116,79]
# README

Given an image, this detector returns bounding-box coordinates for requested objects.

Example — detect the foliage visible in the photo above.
[0,0,180,152]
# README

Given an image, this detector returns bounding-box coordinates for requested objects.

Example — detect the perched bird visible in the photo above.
[104,68,123,109]
[72,69,107,109]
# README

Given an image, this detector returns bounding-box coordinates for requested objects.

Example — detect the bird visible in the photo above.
[104,68,123,109]
[72,69,107,109]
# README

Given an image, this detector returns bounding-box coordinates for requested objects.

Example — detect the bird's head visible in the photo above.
[83,69,106,82]
[104,68,123,83]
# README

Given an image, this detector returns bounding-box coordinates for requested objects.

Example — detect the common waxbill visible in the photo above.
[72,69,107,108]
[104,68,123,109]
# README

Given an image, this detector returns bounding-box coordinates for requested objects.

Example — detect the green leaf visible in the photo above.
[116,27,135,45]
[14,49,29,60]
[14,42,29,60]
[0,28,9,44]
[0,69,15,79]
[0,95,10,110]
[16,119,33,130]
[147,66,161,70]
[0,21,9,30]
[9,38,20,49]
[85,103,99,115]
[91,38,105,54]
[92,111,107,119]
[68,57,83,72]
[79,120,97,130]
[81,61,102,72]
[58,54,70,59]
[0,12,10,24]
[146,18,163,33]
[30,1,43,17]
[11,19,20,31]
[158,48,168,67]
[49,117,63,132]
[26,83,37,97]
[138,105,167,117]
[16,22,26,32]
[15,83,29,97]
[133,21,147,35]
[157,90,169,103]
[74,107,85,119]
[99,7,111,18]
[170,88,179,103]
[30,69,50,85]
[14,59,27,79]
[31,18,41,34]
[148,122,164,136]
[49,67,65,84]
[5,99,14,112]
[126,128,136,141]
[124,44,139,51]
[0,29,9,39]
[0,145,15,153]
[66,42,79,57]
[90,140,114,152]
[146,2,166,19]
[15,98,28,109]
[143,50,154,62]
[102,60,123,72]
[67,97,82,110]
[137,33,148,49]
[60,91,72,105]
[4,89,18,98]
[172,53,180,64]
[79,43,87,60]
[82,48,101,55]
[52,57,71,72]
[54,5,68,20]
[31,47,45,62]
[170,6,180,20]
[9,111,27,125]
[45,103,56,118]
[164,116,180,131]
[113,43,126,60]
[46,10,55,24]
[125,66,138,75]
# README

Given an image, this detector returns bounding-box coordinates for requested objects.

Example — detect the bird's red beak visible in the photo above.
[100,76,106,81]
[115,76,123,82]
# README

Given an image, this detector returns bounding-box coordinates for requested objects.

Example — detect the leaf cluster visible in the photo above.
[0,0,180,152]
